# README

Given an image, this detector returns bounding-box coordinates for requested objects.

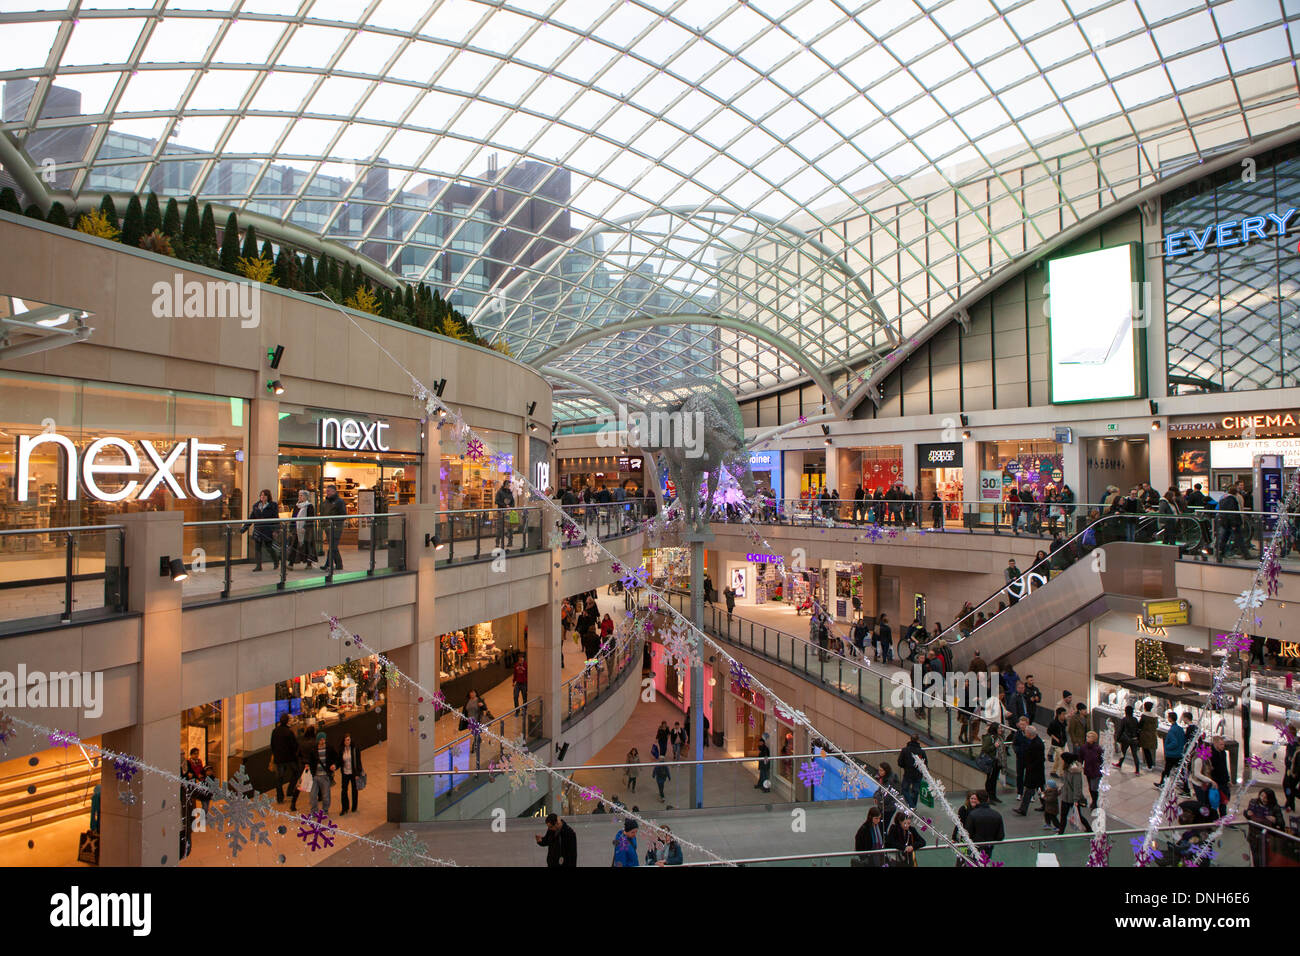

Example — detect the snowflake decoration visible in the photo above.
[1130,837,1163,866]
[578,785,603,801]
[48,729,77,749]
[325,614,344,639]
[389,830,429,867]
[621,564,648,590]
[495,738,540,791]
[1086,835,1112,868]
[113,757,139,783]
[0,712,15,746]
[609,560,622,577]
[662,622,697,669]
[1264,551,1282,597]
[465,435,486,463]
[1273,721,1297,745]
[562,522,583,543]
[582,537,601,564]
[776,706,807,726]
[296,809,338,852]
[207,765,275,857]
[864,523,883,542]
[1195,743,1212,761]
[429,691,447,713]
[383,662,401,687]
[489,452,512,471]
[1234,587,1266,611]
[1246,754,1277,775]
[117,787,138,806]
[642,617,656,635]
[547,530,564,549]
[1213,632,1250,653]
[797,760,825,787]
[798,414,807,425]
[730,660,753,691]
[841,765,870,798]
[885,527,899,539]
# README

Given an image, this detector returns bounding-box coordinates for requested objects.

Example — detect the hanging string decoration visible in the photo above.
[1087,720,1116,867]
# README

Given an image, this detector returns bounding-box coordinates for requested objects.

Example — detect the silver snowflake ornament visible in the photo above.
[207,765,275,857]
[582,537,601,564]
[389,830,429,867]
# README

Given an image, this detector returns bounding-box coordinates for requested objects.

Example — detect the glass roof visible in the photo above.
[1,0,1296,421]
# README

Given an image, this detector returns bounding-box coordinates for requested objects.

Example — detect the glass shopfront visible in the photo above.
[0,371,247,576]
[837,445,903,498]
[557,455,644,496]
[441,425,515,510]
[1170,411,1300,495]
[978,439,1064,527]
[916,442,964,519]
[276,406,422,548]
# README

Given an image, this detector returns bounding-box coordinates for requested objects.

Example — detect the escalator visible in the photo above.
[924,511,1204,671]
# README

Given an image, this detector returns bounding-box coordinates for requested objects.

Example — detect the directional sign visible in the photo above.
[1142,598,1189,628]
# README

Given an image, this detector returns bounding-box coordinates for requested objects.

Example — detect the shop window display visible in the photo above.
[440,425,514,511]
[0,372,247,575]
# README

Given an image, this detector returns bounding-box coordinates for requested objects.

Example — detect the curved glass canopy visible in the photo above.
[0,0,1295,421]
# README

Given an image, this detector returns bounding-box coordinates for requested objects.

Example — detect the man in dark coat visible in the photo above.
[898,734,927,808]
[966,792,1006,859]
[270,713,301,809]
[321,483,346,572]
[1013,726,1047,816]
[536,813,577,867]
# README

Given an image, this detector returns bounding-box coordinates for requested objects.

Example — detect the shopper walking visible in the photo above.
[494,478,516,549]
[305,731,338,815]
[1013,726,1046,816]
[652,756,671,801]
[512,653,528,709]
[536,812,577,867]
[338,732,364,816]
[286,489,317,569]
[1079,731,1104,808]
[321,483,346,572]
[898,733,927,809]
[270,713,301,809]
[242,488,280,572]
[1157,710,1187,790]
[875,763,900,825]
[979,724,1006,803]
[724,585,736,619]
[1114,704,1142,774]
[625,748,640,793]
[464,689,487,769]
[611,819,639,867]
[854,805,888,866]
[966,791,1006,860]
[755,735,771,791]
[1138,701,1159,770]
[1057,753,1093,833]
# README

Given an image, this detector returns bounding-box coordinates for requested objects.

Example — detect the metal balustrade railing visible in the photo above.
[433,500,644,566]
[0,524,127,629]
[180,512,406,602]
[420,695,544,809]
[561,634,643,726]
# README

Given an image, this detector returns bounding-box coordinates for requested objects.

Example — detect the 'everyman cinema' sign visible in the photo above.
[15,433,223,502]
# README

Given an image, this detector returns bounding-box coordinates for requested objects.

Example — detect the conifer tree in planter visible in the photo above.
[162,197,181,241]
[340,262,355,300]
[240,224,258,262]
[197,204,218,265]
[0,187,21,215]
[179,197,202,259]
[219,211,240,274]
[259,239,274,267]
[46,202,70,228]
[121,194,144,249]
[98,195,119,234]
[143,192,162,235]
[300,253,316,292]
[24,203,45,220]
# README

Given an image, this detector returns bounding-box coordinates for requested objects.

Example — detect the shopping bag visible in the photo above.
[296,767,312,793]
[918,782,935,808]
[507,509,521,526]
[357,773,367,792]
[77,829,100,865]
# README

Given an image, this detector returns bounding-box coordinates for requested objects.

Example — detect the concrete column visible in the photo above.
[100,510,183,867]
[526,594,561,745]
[1061,439,1087,510]
[249,396,281,503]
[386,504,440,821]
[1149,429,1172,493]
[901,439,918,491]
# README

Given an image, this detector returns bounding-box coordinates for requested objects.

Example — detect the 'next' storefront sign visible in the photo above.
[1162,207,1297,257]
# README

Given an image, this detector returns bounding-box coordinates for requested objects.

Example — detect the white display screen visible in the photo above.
[1210,438,1300,469]
[1048,245,1140,403]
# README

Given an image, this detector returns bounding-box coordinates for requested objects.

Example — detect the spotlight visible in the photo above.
[555,742,570,762]
[267,344,284,369]
[1151,420,1161,431]
[961,430,971,440]
[959,413,969,427]
[437,407,447,421]
[433,378,447,397]
[820,424,830,436]
[528,422,537,432]
[526,400,537,416]
[1148,400,1159,415]
[824,437,832,446]
[160,556,188,581]
[266,379,284,395]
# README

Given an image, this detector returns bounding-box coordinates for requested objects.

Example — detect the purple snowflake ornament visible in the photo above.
[297,809,338,852]
[797,760,824,787]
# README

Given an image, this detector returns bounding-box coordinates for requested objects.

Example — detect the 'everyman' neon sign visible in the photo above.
[1163,207,1296,257]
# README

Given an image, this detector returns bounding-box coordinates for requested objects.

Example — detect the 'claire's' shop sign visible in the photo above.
[1162,207,1296,257]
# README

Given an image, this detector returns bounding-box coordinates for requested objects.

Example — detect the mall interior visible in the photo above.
[0,0,1298,870]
